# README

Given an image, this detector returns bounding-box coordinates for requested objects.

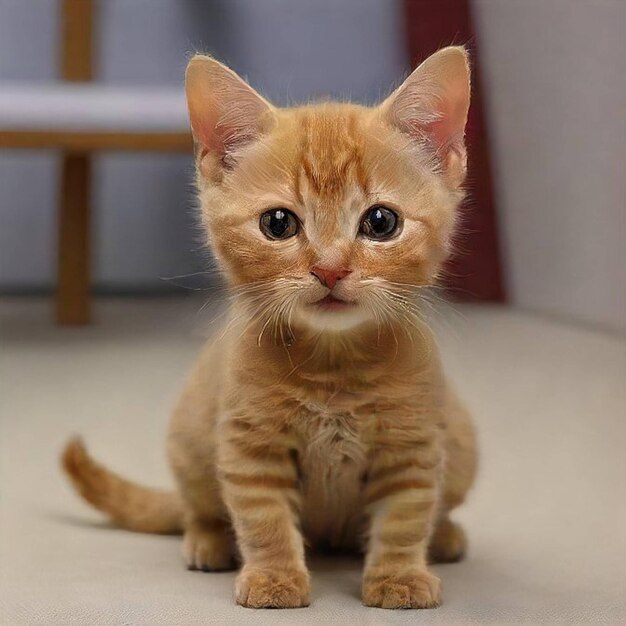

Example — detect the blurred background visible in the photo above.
[1,3,625,624]
[1,0,624,332]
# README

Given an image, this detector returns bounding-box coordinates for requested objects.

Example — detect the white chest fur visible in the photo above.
[297,404,368,550]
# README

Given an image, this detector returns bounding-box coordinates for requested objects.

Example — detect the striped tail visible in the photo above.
[61,437,184,534]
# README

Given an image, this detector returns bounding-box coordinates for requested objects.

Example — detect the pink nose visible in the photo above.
[311,266,352,289]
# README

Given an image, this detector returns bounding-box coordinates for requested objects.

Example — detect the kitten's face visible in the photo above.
[187,48,470,332]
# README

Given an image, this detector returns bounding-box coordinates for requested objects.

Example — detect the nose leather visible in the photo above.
[311,267,352,289]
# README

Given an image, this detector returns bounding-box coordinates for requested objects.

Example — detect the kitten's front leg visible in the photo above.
[362,441,442,609]
[219,417,309,609]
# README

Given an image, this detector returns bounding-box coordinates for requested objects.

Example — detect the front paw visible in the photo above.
[235,566,310,608]
[362,568,441,609]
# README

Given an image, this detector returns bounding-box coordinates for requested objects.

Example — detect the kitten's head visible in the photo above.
[186,47,470,333]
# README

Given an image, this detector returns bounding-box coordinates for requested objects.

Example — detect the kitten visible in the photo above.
[62,46,477,609]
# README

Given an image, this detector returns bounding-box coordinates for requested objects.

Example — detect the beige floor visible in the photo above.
[1,297,624,625]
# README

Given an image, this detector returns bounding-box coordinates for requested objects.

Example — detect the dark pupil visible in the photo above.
[267,210,288,237]
[367,207,395,236]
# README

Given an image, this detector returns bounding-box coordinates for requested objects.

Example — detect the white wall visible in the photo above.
[0,0,407,291]
[474,0,626,333]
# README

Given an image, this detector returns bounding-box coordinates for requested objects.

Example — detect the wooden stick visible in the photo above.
[0,130,192,152]
[57,153,91,325]
[56,0,93,323]
[60,0,94,81]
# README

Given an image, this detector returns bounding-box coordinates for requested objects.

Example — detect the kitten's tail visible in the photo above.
[61,437,184,535]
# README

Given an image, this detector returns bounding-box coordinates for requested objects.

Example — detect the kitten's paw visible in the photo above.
[362,568,441,609]
[429,518,467,563]
[183,520,235,571]
[235,566,310,608]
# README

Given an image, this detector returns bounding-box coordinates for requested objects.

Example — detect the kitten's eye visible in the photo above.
[359,205,399,240]
[260,209,299,240]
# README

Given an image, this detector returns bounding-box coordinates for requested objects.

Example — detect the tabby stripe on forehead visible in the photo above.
[298,114,319,195]
[296,110,369,199]
[300,153,321,196]
[348,112,370,194]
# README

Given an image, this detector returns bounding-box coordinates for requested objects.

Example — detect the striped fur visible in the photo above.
[61,47,477,610]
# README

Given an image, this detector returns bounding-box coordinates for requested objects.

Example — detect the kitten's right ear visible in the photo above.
[380,46,471,186]
[185,55,275,168]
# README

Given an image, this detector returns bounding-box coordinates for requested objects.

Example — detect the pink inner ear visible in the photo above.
[426,95,467,156]
[387,72,469,186]
[398,105,464,163]
[186,57,275,163]
[189,99,223,157]
[385,48,470,165]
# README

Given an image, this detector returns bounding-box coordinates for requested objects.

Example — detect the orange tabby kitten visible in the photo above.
[62,46,476,609]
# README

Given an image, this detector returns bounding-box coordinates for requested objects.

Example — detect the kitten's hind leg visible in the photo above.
[429,516,466,563]
[168,427,236,571]
[174,467,237,571]
[430,387,477,564]
[183,515,236,572]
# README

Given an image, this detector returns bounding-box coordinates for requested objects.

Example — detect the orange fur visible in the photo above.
[62,437,183,534]
[61,46,477,609]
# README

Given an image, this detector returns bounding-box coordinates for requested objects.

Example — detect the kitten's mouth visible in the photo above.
[312,294,356,311]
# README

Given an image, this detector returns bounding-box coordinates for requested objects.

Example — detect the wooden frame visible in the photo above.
[0,0,192,324]
[0,131,191,152]
[56,153,91,324]
[55,0,94,323]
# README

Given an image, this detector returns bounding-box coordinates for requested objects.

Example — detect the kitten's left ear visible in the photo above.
[185,55,276,170]
[380,46,471,186]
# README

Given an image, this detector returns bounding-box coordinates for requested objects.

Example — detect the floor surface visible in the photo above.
[1,297,624,624]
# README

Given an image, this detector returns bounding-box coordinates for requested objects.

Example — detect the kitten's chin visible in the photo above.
[295,304,372,332]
